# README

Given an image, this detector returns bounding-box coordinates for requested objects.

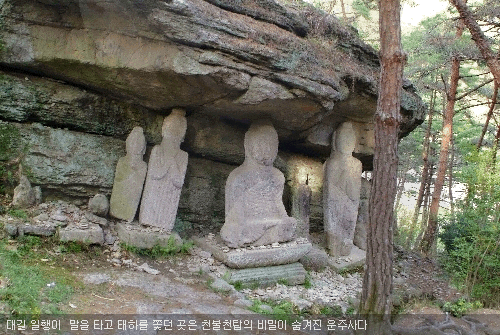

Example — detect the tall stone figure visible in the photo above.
[139,109,188,231]
[220,120,296,248]
[109,127,148,222]
[323,122,362,256]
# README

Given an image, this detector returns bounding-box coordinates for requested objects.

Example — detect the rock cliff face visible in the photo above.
[0,0,426,235]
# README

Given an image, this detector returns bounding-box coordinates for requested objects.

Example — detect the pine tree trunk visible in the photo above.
[493,125,500,168]
[359,0,404,329]
[412,91,436,227]
[395,174,406,210]
[448,138,455,223]
[449,0,500,85]
[414,154,434,250]
[340,0,348,22]
[477,82,499,149]
[420,57,460,255]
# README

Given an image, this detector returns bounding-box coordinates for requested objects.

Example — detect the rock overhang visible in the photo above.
[0,0,426,168]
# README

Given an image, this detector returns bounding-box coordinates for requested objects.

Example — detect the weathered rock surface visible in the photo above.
[59,223,105,245]
[328,245,366,273]
[4,220,57,237]
[7,121,124,199]
[0,0,425,151]
[88,194,109,217]
[300,246,329,272]
[0,0,426,236]
[12,174,39,208]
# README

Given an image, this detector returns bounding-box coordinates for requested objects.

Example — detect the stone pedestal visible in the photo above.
[229,263,307,287]
[193,235,311,269]
[116,222,181,249]
[194,235,311,286]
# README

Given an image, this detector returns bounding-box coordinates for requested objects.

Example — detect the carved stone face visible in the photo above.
[245,121,279,166]
[126,126,146,156]
[162,109,187,144]
[334,122,356,154]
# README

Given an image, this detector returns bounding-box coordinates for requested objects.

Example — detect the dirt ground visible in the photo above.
[1,197,500,334]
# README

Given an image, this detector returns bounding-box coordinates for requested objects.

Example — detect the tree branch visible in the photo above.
[449,0,500,84]
[455,78,495,100]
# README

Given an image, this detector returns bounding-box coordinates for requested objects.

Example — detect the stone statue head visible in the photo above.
[126,126,146,156]
[244,120,279,166]
[162,109,187,145]
[334,122,356,154]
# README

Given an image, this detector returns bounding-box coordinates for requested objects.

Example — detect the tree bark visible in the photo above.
[412,91,436,228]
[493,124,500,168]
[414,149,434,250]
[449,0,500,84]
[340,0,348,22]
[359,0,404,330]
[420,57,460,255]
[477,82,499,149]
[448,138,455,223]
[395,173,406,210]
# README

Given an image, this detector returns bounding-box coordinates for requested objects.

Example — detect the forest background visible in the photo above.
[307,0,500,308]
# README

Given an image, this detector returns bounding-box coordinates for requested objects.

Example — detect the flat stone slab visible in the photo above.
[116,222,181,249]
[4,221,57,237]
[229,262,307,286]
[20,222,58,237]
[193,235,311,269]
[328,245,366,273]
[59,224,104,245]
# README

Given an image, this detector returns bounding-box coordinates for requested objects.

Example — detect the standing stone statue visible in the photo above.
[139,109,188,231]
[12,174,39,208]
[220,120,296,248]
[291,176,312,239]
[323,122,362,256]
[109,127,147,222]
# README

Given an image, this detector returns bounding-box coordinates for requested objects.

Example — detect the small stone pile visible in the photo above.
[2,200,114,245]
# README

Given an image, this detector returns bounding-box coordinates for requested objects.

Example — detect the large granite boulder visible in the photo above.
[0,0,426,236]
[0,0,425,162]
[5,121,125,200]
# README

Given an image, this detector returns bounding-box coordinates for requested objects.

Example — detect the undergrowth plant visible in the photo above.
[442,298,482,317]
[7,209,28,220]
[0,236,77,317]
[440,149,500,307]
[250,299,300,323]
[120,236,193,258]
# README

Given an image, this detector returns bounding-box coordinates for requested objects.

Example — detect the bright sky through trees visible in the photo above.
[401,0,448,30]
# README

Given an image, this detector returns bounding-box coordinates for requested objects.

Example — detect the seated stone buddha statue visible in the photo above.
[220,120,296,248]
